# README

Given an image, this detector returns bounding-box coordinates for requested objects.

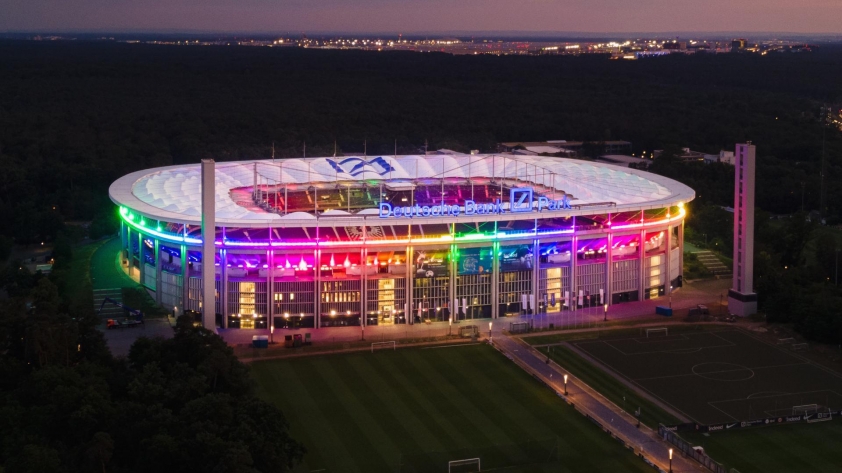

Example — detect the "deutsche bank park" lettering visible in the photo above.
[379,200,504,218]
[378,193,572,219]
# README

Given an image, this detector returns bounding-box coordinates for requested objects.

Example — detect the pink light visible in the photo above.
[329,255,335,267]
[285,259,291,269]
[298,257,307,271]
[344,256,351,268]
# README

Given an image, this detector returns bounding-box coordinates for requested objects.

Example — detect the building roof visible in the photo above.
[110,154,694,227]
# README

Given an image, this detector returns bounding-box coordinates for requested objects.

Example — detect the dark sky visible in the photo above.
[2,0,841,34]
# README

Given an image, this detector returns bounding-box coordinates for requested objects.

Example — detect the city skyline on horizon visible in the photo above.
[2,0,841,35]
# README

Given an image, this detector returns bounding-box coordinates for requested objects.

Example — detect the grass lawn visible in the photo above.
[683,422,842,473]
[251,344,654,473]
[537,344,681,428]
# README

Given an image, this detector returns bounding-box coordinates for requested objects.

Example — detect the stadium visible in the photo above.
[108,154,694,330]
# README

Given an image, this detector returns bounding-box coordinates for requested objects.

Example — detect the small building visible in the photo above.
[596,155,651,169]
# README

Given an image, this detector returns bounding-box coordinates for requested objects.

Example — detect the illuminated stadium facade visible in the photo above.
[109,154,694,330]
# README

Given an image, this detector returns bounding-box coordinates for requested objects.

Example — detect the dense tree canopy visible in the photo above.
[0,278,305,473]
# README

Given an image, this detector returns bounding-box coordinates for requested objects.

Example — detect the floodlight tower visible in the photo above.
[727,143,757,316]
[201,159,217,329]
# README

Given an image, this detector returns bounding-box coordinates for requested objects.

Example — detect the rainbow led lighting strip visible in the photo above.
[120,206,685,248]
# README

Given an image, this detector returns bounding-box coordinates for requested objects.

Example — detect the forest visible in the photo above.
[0,39,842,472]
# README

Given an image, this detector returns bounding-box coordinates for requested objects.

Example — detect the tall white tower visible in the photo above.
[201,159,217,329]
[728,143,757,316]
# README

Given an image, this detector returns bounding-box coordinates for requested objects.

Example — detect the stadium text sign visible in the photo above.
[378,187,571,219]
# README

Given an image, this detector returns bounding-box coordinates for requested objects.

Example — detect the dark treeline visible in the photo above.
[0,41,841,330]
[0,276,304,472]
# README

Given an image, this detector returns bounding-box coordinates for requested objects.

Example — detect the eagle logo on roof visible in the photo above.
[326,157,396,177]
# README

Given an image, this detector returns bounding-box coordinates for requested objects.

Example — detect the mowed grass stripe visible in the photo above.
[406,348,519,447]
[462,346,563,439]
[310,358,399,471]
[395,349,500,448]
[343,352,451,453]
[285,359,381,472]
[253,345,655,472]
[440,347,554,440]
[251,361,350,472]
[376,350,474,450]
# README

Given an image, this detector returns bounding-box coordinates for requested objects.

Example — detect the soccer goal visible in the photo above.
[448,457,480,473]
[646,327,669,338]
[776,337,795,345]
[792,404,819,416]
[371,341,396,353]
[791,343,809,351]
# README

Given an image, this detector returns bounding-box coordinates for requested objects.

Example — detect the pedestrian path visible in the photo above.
[693,250,730,278]
[493,334,704,473]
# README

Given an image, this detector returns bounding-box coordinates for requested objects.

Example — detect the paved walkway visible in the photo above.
[493,334,705,473]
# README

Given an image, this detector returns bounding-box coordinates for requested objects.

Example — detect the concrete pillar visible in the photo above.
[267,249,273,331]
[406,245,414,325]
[220,249,228,328]
[679,221,685,281]
[138,231,144,285]
[728,143,758,316]
[154,238,162,304]
[570,235,577,310]
[201,159,216,329]
[606,231,613,306]
[314,249,321,329]
[361,247,367,327]
[532,239,541,315]
[665,225,672,293]
[180,244,188,314]
[449,244,456,323]
[491,241,500,319]
[639,228,646,301]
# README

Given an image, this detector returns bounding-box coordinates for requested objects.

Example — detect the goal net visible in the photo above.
[776,337,795,345]
[371,341,396,353]
[646,327,668,338]
[448,457,480,473]
[792,404,818,416]
[791,343,809,351]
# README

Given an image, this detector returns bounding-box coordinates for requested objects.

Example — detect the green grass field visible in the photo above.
[537,344,681,428]
[683,422,842,473]
[251,344,654,473]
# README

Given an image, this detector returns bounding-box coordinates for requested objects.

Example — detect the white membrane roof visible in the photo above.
[109,154,695,227]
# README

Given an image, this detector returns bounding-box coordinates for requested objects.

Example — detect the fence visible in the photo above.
[659,424,726,473]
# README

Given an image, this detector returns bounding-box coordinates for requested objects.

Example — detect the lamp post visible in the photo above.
[270,324,274,344]
[603,304,608,322]
[669,448,673,473]
[449,316,452,336]
[669,285,673,309]
[563,374,568,395]
[488,321,493,343]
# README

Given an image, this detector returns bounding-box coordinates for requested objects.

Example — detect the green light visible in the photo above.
[128,213,134,221]
[140,219,146,226]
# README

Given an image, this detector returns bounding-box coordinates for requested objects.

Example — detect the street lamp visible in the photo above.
[563,374,568,395]
[449,316,452,336]
[669,448,673,473]
[603,304,608,322]
[488,321,493,342]
[669,285,673,309]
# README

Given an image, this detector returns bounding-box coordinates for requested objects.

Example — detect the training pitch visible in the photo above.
[569,329,842,425]
[251,344,652,473]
